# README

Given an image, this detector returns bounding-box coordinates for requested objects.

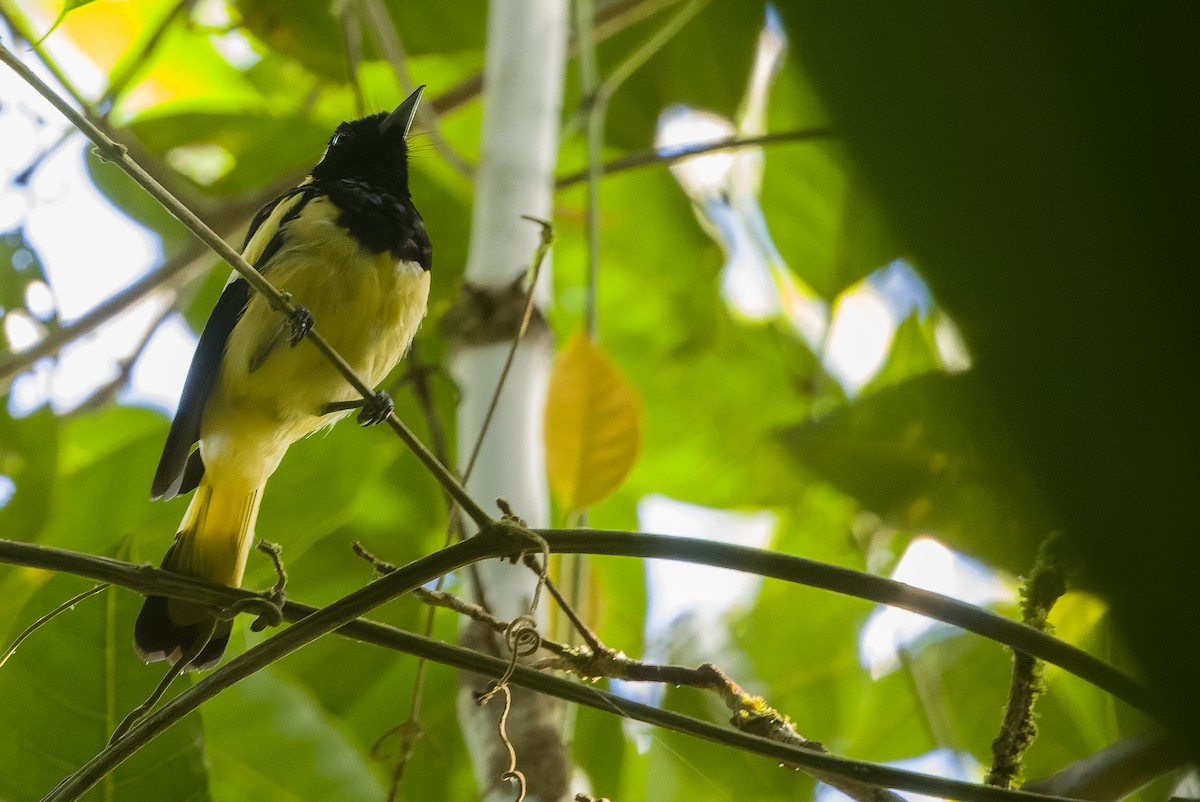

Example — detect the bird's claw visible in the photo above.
[357,391,394,427]
[289,305,314,347]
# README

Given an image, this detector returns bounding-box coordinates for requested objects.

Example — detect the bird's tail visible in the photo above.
[134,477,262,670]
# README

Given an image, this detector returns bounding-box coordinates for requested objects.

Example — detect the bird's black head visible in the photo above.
[311,86,424,195]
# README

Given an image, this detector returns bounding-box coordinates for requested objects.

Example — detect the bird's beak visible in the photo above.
[381,86,425,138]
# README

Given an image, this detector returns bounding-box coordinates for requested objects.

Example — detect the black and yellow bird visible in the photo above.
[135,88,432,669]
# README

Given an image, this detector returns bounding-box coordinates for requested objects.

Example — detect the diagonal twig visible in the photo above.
[555,127,836,188]
[0,39,493,531]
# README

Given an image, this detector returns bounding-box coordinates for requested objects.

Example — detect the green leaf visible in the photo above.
[233,0,350,81]
[45,407,178,558]
[203,668,385,802]
[859,310,942,395]
[781,372,1053,571]
[35,0,98,44]
[0,571,208,802]
[126,112,330,196]
[0,408,59,544]
[740,495,874,743]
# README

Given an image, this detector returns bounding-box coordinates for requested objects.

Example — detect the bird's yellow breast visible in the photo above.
[200,196,430,485]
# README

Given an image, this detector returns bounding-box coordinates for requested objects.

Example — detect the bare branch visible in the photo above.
[0,531,1151,717]
[556,128,836,188]
[533,527,1152,714]
[0,537,1124,802]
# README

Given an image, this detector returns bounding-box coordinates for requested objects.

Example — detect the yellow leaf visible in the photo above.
[545,331,642,511]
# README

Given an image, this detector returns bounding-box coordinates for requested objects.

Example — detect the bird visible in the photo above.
[134,87,432,670]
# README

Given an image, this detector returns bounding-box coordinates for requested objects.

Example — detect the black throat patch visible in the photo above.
[319,177,432,270]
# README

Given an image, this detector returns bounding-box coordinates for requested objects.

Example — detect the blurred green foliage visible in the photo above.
[0,0,1173,799]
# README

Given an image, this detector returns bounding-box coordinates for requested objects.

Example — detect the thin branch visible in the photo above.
[576,0,602,336]
[532,528,1152,714]
[106,620,214,745]
[0,537,1125,802]
[0,39,493,531]
[555,128,835,188]
[461,217,554,483]
[535,567,606,657]
[422,581,901,802]
[0,584,109,669]
[592,0,686,41]
[559,0,707,653]
[0,532,1152,717]
[572,0,710,330]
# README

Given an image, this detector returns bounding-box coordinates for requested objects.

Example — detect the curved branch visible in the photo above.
[0,535,1082,802]
[536,528,1152,714]
[555,128,836,188]
[0,530,1152,719]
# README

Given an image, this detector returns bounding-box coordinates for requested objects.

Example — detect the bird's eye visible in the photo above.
[331,130,354,146]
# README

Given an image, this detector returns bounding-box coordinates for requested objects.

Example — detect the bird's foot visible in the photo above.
[288,305,314,347]
[356,391,394,427]
[318,391,394,426]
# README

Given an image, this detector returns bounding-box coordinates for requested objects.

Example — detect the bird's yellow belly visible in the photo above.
[199,201,430,485]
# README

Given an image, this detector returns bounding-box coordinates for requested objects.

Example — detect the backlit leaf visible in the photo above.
[545,331,642,511]
[36,0,99,44]
[781,372,1053,571]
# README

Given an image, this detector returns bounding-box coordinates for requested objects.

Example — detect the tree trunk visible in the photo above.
[444,1,571,799]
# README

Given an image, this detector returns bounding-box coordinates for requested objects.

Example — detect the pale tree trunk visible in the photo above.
[445,1,571,800]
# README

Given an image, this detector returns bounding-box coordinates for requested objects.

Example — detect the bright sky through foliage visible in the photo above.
[859,538,1014,677]
[0,30,173,416]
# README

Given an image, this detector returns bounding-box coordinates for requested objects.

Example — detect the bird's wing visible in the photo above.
[150,185,314,500]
